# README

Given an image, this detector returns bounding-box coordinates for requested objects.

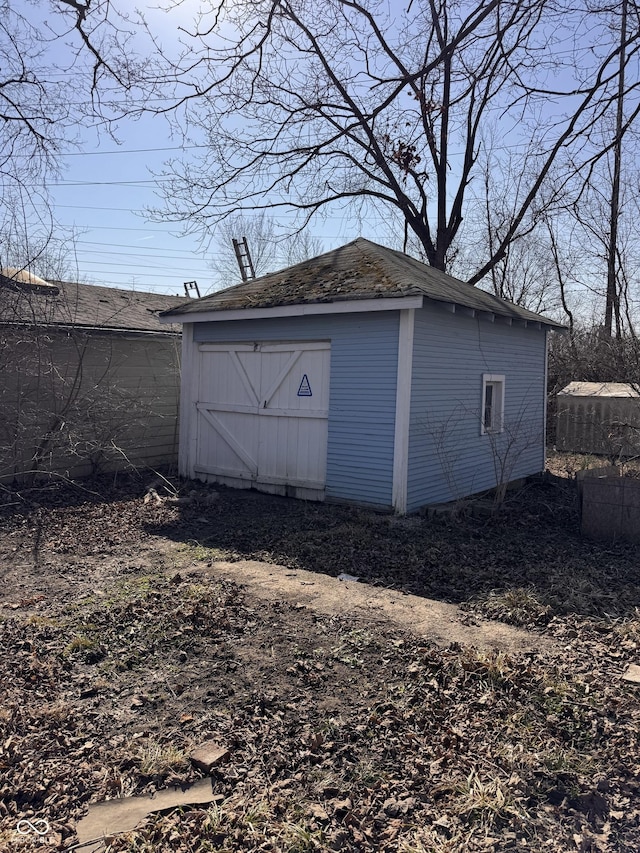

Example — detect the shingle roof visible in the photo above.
[0,276,188,334]
[162,238,565,328]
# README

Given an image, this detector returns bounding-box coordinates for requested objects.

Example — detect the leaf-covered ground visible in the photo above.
[1,465,639,851]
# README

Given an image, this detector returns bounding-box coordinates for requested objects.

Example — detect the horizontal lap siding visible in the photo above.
[1,332,180,481]
[65,335,180,474]
[407,307,546,511]
[192,313,399,507]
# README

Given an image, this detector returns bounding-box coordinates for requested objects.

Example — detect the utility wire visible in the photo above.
[53,179,170,186]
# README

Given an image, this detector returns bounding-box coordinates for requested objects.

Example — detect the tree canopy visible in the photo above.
[5,1,640,329]
[0,0,141,267]
[116,0,640,291]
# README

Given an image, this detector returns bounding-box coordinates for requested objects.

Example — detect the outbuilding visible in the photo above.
[161,239,563,512]
[556,381,640,458]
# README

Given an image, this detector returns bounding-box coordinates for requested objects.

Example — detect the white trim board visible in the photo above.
[178,322,197,478]
[392,308,415,515]
[198,341,330,352]
[193,464,324,491]
[160,296,424,324]
[480,373,506,435]
[542,329,549,471]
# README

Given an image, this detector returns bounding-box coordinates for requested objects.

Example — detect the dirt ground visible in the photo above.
[1,468,639,851]
[201,559,547,653]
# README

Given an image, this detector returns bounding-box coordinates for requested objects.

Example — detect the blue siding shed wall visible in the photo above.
[193,313,399,507]
[407,305,546,511]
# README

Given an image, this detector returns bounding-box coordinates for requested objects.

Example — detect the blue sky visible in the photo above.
[28,0,630,320]
[49,116,215,297]
[17,1,215,296]
[48,103,383,297]
[41,0,381,298]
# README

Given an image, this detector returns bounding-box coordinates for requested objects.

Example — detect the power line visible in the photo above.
[53,221,181,232]
[53,203,337,221]
[75,248,208,262]
[12,145,204,158]
[53,204,146,213]
[53,178,170,187]
[66,144,205,157]
[73,239,337,259]
[52,204,382,230]
[77,240,203,255]
[74,279,193,290]
[25,139,539,160]
[76,260,213,277]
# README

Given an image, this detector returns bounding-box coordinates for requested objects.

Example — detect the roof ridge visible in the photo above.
[160,238,564,328]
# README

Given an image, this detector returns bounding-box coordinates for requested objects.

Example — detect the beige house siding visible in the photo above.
[0,329,180,482]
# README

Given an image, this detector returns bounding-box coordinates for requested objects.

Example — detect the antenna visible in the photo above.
[183,280,201,298]
[232,237,256,282]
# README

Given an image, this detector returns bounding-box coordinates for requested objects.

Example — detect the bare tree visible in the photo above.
[0,225,84,286]
[92,0,637,286]
[208,213,279,289]
[282,231,324,268]
[208,213,323,291]
[604,0,630,338]
[420,398,542,508]
[0,4,184,484]
[0,2,65,255]
[0,0,144,267]
[467,156,562,314]
[10,2,640,317]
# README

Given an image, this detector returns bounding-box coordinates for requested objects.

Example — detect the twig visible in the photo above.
[63,836,107,851]
[146,466,179,497]
[1,471,104,499]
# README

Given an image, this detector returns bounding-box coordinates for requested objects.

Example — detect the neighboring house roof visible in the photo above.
[0,275,188,335]
[558,381,640,398]
[161,237,565,328]
[0,267,61,295]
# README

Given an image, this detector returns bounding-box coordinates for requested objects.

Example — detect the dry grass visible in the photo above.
[136,739,189,777]
[478,587,552,626]
[1,465,639,851]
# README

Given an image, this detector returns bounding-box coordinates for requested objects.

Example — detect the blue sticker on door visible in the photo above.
[297,374,312,396]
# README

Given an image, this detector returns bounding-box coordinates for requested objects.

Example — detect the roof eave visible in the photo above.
[159,288,564,331]
[159,294,425,323]
[426,297,565,329]
[1,319,181,336]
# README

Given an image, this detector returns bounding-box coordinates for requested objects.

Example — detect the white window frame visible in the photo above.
[481,374,505,435]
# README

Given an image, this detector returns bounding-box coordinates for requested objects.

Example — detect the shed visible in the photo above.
[1,271,187,482]
[556,381,640,457]
[161,238,563,512]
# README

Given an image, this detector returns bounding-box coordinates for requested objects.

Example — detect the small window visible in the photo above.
[481,374,505,434]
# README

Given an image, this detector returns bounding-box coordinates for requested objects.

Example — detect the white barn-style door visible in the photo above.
[194,341,330,494]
